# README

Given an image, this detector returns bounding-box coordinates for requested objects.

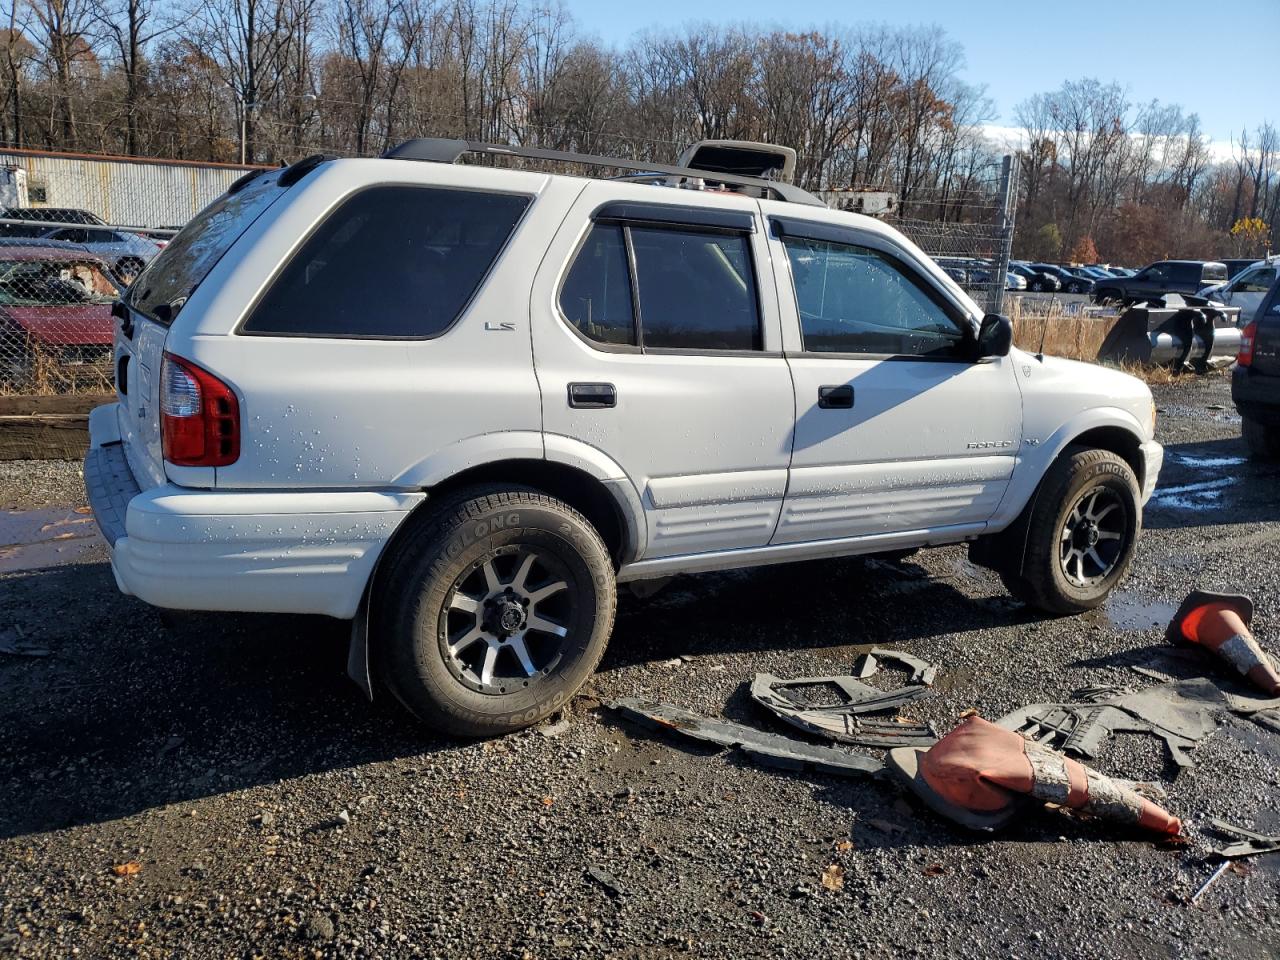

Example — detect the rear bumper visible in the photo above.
[1139,439,1163,506]
[1233,366,1280,424]
[84,403,425,619]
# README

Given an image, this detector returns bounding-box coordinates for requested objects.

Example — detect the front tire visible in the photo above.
[1001,447,1140,614]
[375,487,616,737]
[1243,416,1280,460]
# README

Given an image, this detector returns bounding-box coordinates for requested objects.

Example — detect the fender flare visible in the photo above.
[990,406,1147,530]
[349,432,647,699]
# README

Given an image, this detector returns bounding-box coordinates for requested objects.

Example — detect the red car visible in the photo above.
[0,243,120,382]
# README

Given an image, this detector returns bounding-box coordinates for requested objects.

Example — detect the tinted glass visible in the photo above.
[630,227,760,350]
[559,224,636,345]
[244,186,529,338]
[130,174,283,324]
[784,237,964,356]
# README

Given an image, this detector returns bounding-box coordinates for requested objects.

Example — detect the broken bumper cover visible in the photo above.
[84,403,424,620]
[1140,439,1163,505]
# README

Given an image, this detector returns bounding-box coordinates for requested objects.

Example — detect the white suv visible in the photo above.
[85,139,1163,735]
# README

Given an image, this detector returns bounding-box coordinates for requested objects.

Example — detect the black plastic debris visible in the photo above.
[610,698,884,778]
[750,671,936,748]
[995,679,1225,771]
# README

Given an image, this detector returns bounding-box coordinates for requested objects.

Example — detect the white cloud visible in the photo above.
[978,123,1236,164]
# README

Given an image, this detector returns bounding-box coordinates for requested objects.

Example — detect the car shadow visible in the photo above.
[1,547,1040,840]
[0,560,446,841]
[601,553,1041,673]
[1143,436,1280,530]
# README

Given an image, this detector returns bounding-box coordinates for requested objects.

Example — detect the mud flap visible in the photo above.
[346,582,374,701]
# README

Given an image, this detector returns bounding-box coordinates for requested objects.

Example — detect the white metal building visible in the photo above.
[0,148,264,229]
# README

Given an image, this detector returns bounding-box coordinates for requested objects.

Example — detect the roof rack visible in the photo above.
[381,138,826,207]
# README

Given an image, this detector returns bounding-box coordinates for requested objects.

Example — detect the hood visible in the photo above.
[1011,348,1155,438]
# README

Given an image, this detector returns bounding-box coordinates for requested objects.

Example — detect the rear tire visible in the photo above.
[1000,447,1141,614]
[1243,416,1280,460]
[375,486,616,737]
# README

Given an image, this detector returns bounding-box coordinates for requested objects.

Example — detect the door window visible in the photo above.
[558,221,762,352]
[559,224,636,345]
[1238,268,1276,293]
[782,236,965,357]
[630,227,760,350]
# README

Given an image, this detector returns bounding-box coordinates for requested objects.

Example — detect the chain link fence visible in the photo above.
[0,149,255,394]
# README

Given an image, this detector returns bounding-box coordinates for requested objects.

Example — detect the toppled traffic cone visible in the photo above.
[1167,590,1280,695]
[887,715,1181,835]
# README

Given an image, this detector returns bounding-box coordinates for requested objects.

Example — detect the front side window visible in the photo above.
[1239,268,1275,293]
[244,186,530,338]
[782,236,965,357]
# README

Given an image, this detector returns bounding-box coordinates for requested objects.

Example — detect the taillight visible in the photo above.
[160,352,240,466]
[1238,321,1257,367]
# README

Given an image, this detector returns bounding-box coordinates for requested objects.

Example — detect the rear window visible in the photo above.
[242,185,530,339]
[128,174,283,324]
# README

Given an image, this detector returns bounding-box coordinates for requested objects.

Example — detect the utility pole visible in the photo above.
[990,154,1020,316]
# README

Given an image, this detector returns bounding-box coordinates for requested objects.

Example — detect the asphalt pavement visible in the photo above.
[1,373,1277,959]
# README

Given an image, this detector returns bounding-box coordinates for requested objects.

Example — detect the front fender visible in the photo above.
[990,406,1147,528]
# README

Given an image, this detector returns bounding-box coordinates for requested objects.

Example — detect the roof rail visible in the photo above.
[381,138,826,207]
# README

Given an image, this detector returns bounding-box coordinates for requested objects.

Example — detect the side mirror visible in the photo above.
[976,313,1013,359]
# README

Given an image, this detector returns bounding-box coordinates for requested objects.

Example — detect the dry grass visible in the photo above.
[1008,299,1119,363]
[0,339,112,396]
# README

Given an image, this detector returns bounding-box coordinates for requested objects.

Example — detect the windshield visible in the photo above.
[128,172,281,324]
[0,258,119,305]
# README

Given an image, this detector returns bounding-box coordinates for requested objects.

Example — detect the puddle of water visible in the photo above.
[1098,592,1178,632]
[0,507,104,574]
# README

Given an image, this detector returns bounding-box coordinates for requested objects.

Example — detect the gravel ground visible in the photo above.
[1,376,1278,959]
[0,460,84,511]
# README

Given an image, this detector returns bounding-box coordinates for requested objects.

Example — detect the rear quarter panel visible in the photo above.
[163,160,585,490]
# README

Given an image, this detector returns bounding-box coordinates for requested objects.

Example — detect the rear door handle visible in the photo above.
[818,384,854,409]
[568,382,616,409]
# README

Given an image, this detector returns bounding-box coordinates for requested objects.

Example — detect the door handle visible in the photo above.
[818,384,854,409]
[568,382,616,409]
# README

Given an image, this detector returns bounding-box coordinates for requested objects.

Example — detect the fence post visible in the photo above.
[989,154,1019,315]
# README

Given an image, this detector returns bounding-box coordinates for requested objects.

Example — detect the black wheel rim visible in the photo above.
[1059,485,1129,587]
[439,546,576,695]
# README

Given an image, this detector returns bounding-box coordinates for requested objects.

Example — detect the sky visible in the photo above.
[561,0,1276,155]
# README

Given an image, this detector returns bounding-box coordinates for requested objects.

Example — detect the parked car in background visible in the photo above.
[1222,258,1265,280]
[0,243,119,381]
[1200,258,1277,324]
[1029,263,1093,294]
[1009,262,1061,292]
[1006,271,1026,291]
[0,206,106,239]
[39,225,162,280]
[1093,260,1228,304]
[1233,273,1280,458]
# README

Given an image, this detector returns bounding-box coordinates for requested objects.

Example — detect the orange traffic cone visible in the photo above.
[1167,590,1280,696]
[888,715,1181,834]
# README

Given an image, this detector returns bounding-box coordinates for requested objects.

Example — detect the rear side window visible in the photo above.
[630,227,760,350]
[560,224,636,345]
[130,174,283,324]
[243,186,529,338]
[557,219,762,352]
